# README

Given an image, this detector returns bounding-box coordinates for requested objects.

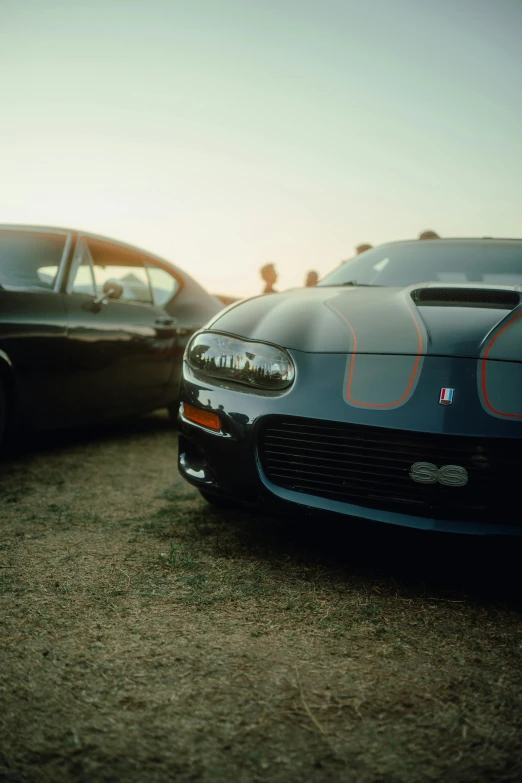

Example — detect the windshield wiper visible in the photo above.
[326,281,381,287]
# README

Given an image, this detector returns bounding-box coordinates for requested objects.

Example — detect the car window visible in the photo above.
[69,243,96,296]
[93,264,152,303]
[319,242,522,288]
[71,261,96,295]
[37,265,60,285]
[146,265,180,307]
[85,238,153,304]
[0,230,66,289]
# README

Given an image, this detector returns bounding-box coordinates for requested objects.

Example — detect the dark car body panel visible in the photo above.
[179,352,522,535]
[62,292,177,419]
[206,283,522,360]
[0,289,69,427]
[178,239,522,535]
[0,225,222,433]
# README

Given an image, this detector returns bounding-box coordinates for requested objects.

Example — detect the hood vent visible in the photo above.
[412,288,520,309]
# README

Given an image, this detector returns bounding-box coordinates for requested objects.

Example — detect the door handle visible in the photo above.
[155,317,176,327]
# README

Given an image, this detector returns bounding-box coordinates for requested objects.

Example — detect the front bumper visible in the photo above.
[178,351,522,536]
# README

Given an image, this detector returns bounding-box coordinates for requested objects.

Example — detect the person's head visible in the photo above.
[419,230,439,240]
[260,262,277,288]
[305,270,319,287]
[356,243,373,255]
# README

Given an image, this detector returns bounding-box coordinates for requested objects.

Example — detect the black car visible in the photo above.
[0,225,222,447]
[178,238,522,536]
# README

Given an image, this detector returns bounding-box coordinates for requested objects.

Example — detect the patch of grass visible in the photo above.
[157,540,200,570]
[1,417,522,783]
[0,484,33,503]
[157,485,198,503]
[0,574,15,594]
[0,573,31,596]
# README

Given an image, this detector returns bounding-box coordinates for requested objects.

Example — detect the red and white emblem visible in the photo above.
[439,388,454,405]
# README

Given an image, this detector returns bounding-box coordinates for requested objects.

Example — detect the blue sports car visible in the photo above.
[178,238,522,536]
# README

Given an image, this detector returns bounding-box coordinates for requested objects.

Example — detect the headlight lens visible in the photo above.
[187,332,295,390]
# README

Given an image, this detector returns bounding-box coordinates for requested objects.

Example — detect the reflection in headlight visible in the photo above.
[187,332,295,390]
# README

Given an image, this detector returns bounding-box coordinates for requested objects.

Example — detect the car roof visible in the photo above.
[2,226,521,251]
[0,223,188,275]
[374,237,522,247]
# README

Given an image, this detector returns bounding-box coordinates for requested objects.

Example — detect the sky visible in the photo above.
[0,0,521,297]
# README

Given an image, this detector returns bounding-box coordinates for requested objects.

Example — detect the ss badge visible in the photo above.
[409,462,468,487]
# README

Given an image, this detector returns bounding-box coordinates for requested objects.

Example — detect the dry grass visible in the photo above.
[1,412,521,783]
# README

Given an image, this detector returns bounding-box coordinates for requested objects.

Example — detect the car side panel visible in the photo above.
[62,293,179,418]
[161,269,224,402]
[0,290,69,428]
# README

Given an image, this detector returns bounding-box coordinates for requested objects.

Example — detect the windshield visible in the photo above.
[0,230,67,289]
[319,241,522,288]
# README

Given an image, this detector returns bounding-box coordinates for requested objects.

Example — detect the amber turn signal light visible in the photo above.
[183,403,221,431]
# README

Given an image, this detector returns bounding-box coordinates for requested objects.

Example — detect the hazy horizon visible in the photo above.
[1,0,521,297]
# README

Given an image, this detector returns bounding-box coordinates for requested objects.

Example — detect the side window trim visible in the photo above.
[67,238,96,295]
[53,232,74,293]
[87,239,155,306]
[67,237,184,308]
[143,264,155,304]
[144,260,182,309]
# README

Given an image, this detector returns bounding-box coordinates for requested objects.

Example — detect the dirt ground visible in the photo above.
[1,412,521,783]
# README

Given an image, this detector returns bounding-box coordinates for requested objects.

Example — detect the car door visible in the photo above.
[63,236,178,418]
[141,258,224,404]
[142,261,184,405]
[0,228,70,429]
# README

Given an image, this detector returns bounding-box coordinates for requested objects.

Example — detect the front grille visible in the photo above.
[259,417,521,524]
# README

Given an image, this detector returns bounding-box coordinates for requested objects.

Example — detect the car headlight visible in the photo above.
[187,332,295,390]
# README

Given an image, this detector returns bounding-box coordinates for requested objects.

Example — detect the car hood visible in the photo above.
[207,283,522,361]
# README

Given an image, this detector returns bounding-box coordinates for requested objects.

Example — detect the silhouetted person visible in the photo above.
[341,244,372,264]
[260,263,278,294]
[305,270,319,287]
[356,243,373,255]
[419,230,440,240]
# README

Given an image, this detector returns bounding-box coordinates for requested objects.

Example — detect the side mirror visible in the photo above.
[103,280,123,300]
[93,279,124,306]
